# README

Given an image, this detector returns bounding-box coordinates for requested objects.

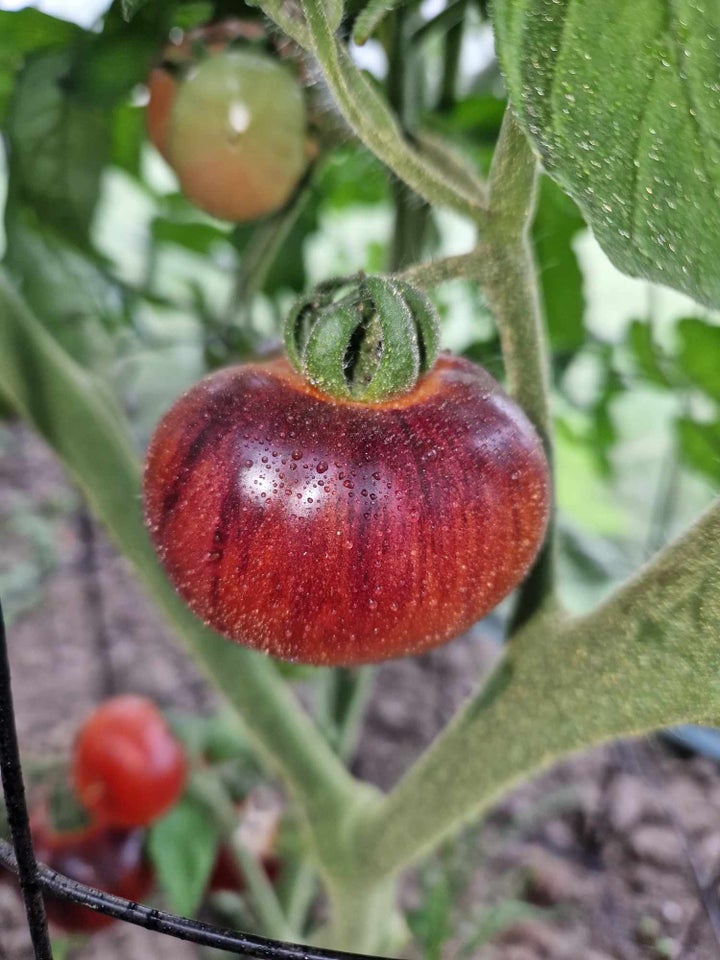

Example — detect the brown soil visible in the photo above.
[2,426,720,960]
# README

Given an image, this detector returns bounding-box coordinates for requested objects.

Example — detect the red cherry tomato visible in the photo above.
[29,809,153,934]
[72,696,187,828]
[143,355,550,665]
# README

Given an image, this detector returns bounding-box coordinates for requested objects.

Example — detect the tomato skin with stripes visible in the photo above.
[143,355,550,666]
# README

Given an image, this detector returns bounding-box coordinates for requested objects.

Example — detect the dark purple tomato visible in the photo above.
[29,810,153,934]
[143,355,550,665]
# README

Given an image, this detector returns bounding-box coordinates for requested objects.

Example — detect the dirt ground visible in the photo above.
[2,425,720,960]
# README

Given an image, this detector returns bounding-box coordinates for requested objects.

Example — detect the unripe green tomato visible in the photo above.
[166,49,309,222]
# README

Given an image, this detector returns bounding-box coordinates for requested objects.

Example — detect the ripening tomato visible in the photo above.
[146,20,266,164]
[143,354,550,666]
[147,39,309,222]
[72,696,187,828]
[29,809,153,934]
[146,66,177,163]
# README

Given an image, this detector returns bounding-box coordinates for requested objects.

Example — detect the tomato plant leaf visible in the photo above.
[121,0,151,20]
[626,319,673,388]
[5,49,111,246]
[493,0,720,309]
[0,10,79,124]
[148,794,221,917]
[3,205,118,361]
[533,176,586,354]
[676,415,720,482]
[676,317,720,403]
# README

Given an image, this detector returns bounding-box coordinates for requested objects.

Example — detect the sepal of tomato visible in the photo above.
[72,695,188,828]
[143,354,550,665]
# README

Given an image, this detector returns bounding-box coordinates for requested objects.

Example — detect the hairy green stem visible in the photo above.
[387,6,431,272]
[436,1,465,112]
[483,108,550,444]
[353,499,720,879]
[290,0,487,219]
[284,858,317,933]
[226,180,312,332]
[190,774,294,941]
[323,877,397,953]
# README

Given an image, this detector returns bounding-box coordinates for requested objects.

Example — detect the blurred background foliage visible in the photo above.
[0,0,717,629]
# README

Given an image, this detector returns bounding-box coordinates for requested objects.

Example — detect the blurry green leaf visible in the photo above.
[263,198,319,295]
[533,176,586,354]
[122,0,151,20]
[317,148,388,209]
[112,102,146,177]
[6,49,111,245]
[677,317,720,403]
[458,900,552,956]
[0,10,79,124]
[152,218,232,255]
[407,874,453,960]
[4,205,117,361]
[676,416,720,482]
[148,794,221,917]
[626,319,672,387]
[66,4,169,110]
[494,0,720,309]
[441,94,506,140]
[353,0,403,44]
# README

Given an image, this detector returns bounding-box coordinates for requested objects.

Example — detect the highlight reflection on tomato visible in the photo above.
[144,354,550,666]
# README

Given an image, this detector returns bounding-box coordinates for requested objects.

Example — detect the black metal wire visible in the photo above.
[0,594,391,960]
[0,840,385,960]
[0,597,53,959]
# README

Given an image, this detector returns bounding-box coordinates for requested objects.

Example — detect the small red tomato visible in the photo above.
[72,696,187,828]
[29,809,153,934]
[143,355,550,665]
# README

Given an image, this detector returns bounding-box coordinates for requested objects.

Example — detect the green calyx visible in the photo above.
[284,275,440,403]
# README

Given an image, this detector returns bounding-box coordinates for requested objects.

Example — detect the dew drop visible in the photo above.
[316,461,329,474]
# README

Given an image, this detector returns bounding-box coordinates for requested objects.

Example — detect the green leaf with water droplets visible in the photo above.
[493,0,720,309]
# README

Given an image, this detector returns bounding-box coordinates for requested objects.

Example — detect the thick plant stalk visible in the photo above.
[482,108,551,446]
[0,273,360,839]
[352,499,720,879]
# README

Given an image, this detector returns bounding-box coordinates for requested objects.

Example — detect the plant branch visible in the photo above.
[352,498,720,879]
[277,0,487,220]
[0,273,360,845]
